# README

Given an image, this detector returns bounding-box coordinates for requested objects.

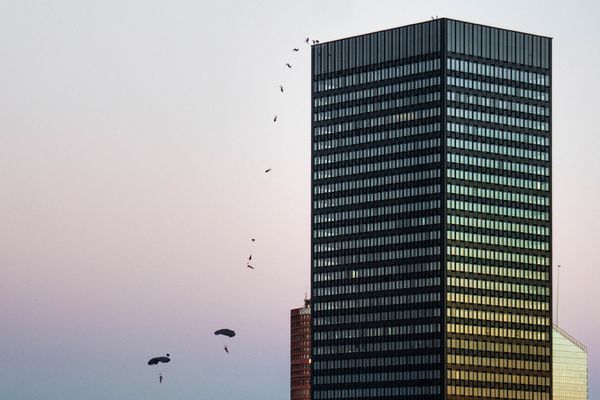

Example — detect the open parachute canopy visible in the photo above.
[214,329,236,338]
[147,354,171,366]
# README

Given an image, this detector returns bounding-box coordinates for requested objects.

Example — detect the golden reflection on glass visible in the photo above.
[553,326,587,400]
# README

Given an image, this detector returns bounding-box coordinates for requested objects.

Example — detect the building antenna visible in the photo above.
[304,286,310,307]
[556,264,561,326]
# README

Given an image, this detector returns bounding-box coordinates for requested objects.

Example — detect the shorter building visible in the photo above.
[553,325,588,400]
[291,299,311,400]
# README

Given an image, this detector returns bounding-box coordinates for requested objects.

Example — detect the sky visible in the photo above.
[0,0,598,398]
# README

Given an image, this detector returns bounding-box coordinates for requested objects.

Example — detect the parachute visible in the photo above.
[147,354,171,365]
[214,329,236,338]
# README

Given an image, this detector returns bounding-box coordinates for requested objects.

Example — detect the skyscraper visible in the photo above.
[553,325,588,400]
[311,19,552,400]
[291,299,312,400]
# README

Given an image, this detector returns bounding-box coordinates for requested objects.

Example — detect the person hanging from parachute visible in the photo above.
[147,353,170,383]
[215,329,236,353]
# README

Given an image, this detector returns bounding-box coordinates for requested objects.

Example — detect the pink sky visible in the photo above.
[1,1,599,398]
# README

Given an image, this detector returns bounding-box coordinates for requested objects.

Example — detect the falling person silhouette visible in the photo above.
[159,373,163,384]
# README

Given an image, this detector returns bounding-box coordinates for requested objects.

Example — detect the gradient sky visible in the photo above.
[1,0,598,398]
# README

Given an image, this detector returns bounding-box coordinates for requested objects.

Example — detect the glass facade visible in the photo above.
[553,326,588,400]
[312,20,444,400]
[311,18,552,400]
[445,19,552,400]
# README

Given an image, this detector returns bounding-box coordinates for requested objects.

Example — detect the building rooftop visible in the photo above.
[554,324,587,352]
[315,17,552,48]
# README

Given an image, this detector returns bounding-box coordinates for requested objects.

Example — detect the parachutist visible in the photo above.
[159,373,163,384]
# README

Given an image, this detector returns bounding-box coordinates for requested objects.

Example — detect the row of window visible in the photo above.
[313,123,440,151]
[454,230,546,253]
[291,333,310,341]
[448,385,549,400]
[313,385,440,399]
[314,292,441,312]
[313,262,440,283]
[449,214,548,236]
[447,229,549,251]
[291,356,309,363]
[448,351,549,370]
[448,307,549,326]
[448,199,549,222]
[448,91,549,116]
[314,323,440,341]
[314,58,441,93]
[314,184,441,209]
[448,338,550,356]
[314,246,441,268]
[313,276,441,297]
[447,291,549,311]
[315,154,440,181]
[448,261,548,282]
[313,354,441,371]
[291,342,310,350]
[448,107,549,131]
[448,184,549,206]
[448,122,549,146]
[315,92,440,122]
[314,230,441,253]
[291,364,310,371]
[448,168,548,192]
[313,107,441,136]
[314,76,440,107]
[314,138,440,166]
[448,246,549,266]
[314,368,440,384]
[291,355,311,361]
[447,58,549,86]
[448,275,548,296]
[314,200,440,225]
[314,215,440,238]
[448,137,548,161]
[448,152,549,176]
[314,339,440,356]
[447,75,549,101]
[314,307,440,326]
[448,323,548,341]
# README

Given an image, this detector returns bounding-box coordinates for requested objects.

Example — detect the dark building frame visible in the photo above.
[311,18,552,400]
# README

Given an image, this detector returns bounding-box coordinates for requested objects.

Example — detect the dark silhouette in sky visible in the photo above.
[214,329,236,337]
[147,354,170,365]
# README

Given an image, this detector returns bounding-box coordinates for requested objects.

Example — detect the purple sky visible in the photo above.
[1,1,599,398]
